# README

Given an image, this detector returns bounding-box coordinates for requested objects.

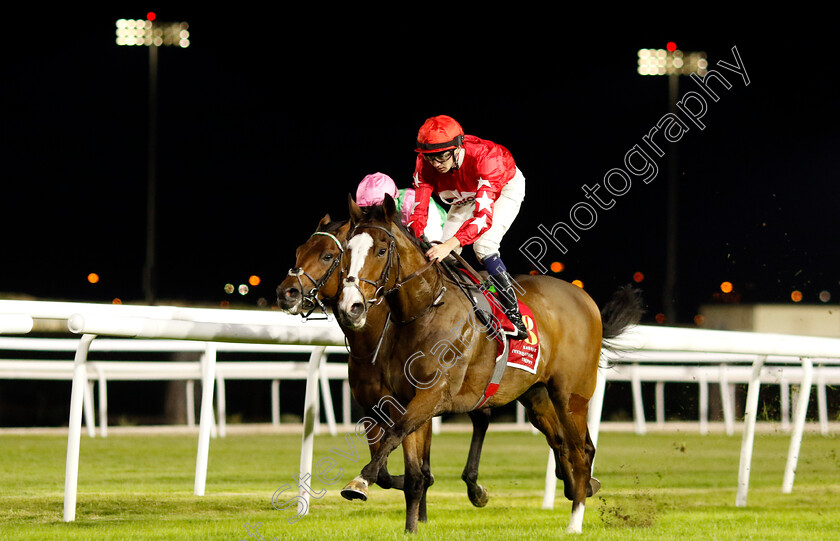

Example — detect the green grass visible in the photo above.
[1,427,840,540]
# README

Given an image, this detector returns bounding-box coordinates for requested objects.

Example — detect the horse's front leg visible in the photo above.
[340,395,435,507]
[367,436,404,491]
[352,383,406,491]
[403,419,434,523]
[401,420,433,532]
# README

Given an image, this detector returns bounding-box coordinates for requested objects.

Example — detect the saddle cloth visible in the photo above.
[458,269,541,371]
[472,285,541,374]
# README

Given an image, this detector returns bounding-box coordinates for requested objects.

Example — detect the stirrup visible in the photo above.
[506,310,529,340]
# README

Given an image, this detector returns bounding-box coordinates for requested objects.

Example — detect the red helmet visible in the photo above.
[415,115,465,153]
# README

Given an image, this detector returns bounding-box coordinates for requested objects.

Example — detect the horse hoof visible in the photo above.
[341,477,369,501]
[587,477,601,497]
[468,484,489,508]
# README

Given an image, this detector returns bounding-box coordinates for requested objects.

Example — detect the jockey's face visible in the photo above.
[423,149,456,174]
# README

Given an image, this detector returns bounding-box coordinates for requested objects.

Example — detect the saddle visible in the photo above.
[439,259,510,343]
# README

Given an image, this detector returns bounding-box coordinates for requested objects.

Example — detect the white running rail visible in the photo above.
[4,300,840,520]
[0,299,345,522]
[542,325,840,510]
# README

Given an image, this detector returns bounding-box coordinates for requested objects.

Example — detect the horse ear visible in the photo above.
[317,213,331,231]
[348,193,363,224]
[382,193,397,224]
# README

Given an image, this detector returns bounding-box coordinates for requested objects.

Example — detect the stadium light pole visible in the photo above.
[116,13,190,304]
[637,43,707,324]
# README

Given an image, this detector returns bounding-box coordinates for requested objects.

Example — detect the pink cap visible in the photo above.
[356,172,398,207]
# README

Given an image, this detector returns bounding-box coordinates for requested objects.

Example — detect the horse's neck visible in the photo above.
[396,236,431,283]
[385,235,445,320]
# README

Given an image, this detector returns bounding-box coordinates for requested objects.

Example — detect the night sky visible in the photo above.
[3,11,838,324]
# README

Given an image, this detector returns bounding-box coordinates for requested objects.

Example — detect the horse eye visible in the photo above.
[322,253,333,261]
[377,248,387,257]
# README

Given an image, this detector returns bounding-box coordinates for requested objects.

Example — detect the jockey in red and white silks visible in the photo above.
[409,135,525,260]
[408,115,528,339]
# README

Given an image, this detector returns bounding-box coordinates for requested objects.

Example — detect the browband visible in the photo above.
[311,231,344,252]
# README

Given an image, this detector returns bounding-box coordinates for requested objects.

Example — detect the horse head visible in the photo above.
[337,193,442,329]
[276,213,349,317]
[336,194,399,328]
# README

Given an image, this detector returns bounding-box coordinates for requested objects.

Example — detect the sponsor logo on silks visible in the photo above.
[438,189,476,206]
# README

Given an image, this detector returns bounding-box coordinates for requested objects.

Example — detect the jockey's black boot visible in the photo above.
[488,271,529,340]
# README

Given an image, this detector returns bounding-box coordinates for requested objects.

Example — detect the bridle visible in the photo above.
[342,222,445,325]
[342,224,397,308]
[286,231,343,320]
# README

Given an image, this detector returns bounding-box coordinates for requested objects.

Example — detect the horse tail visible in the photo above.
[600,285,644,359]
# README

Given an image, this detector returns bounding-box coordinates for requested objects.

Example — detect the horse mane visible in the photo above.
[358,204,426,252]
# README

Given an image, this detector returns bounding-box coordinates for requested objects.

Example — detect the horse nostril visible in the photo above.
[285,288,300,300]
[350,302,364,318]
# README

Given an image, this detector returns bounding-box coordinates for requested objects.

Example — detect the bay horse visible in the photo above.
[275,214,493,518]
[335,194,642,534]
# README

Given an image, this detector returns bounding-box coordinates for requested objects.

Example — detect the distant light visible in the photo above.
[666,41,677,52]
[655,313,666,324]
[115,18,190,48]
[87,273,100,284]
[637,47,706,76]
[693,314,705,326]
[238,284,249,295]
[529,270,539,275]
[633,272,644,283]
[571,279,584,288]
[224,283,234,294]
[720,281,733,294]
[112,298,122,305]
[147,12,156,21]
[819,290,832,303]
[249,275,261,286]
[791,290,803,303]
[550,261,564,273]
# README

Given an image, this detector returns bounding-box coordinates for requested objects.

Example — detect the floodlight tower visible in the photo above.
[115,13,190,304]
[637,42,707,324]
